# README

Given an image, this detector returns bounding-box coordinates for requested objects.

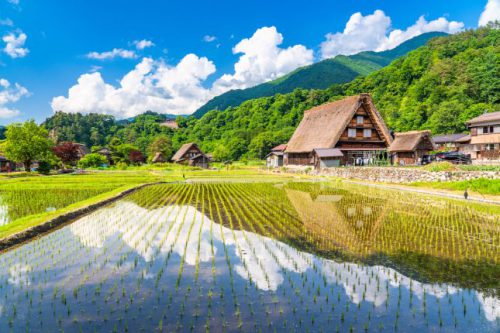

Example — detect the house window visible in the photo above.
[356,116,364,125]
[483,126,489,134]
[477,127,483,134]
[348,128,357,138]
[494,126,500,134]
[363,129,372,138]
[486,144,495,151]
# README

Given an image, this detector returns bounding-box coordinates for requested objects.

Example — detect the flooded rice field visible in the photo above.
[0,182,498,332]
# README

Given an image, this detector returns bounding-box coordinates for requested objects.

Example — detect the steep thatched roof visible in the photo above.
[389,130,435,152]
[285,94,392,153]
[172,143,207,162]
[152,152,167,163]
[467,111,500,125]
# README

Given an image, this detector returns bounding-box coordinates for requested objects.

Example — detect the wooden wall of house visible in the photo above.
[337,105,388,149]
[286,153,312,165]
[394,152,416,165]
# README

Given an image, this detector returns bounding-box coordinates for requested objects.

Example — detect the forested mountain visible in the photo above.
[174,26,499,160]
[192,32,447,118]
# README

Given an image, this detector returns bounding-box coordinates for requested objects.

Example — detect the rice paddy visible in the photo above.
[0,181,498,332]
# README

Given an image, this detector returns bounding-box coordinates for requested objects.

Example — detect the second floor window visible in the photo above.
[363,129,372,138]
[348,128,357,138]
[356,116,364,124]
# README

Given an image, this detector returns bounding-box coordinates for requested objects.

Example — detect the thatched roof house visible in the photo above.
[285,94,393,166]
[389,130,435,165]
[151,152,167,163]
[172,143,209,168]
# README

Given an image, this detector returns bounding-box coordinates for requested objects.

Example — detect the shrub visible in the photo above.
[422,162,458,172]
[78,153,108,169]
[37,161,52,175]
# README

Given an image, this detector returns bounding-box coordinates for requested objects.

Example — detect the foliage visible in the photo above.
[411,178,500,196]
[36,160,52,175]
[129,149,144,165]
[78,153,108,168]
[4,120,54,171]
[52,141,82,167]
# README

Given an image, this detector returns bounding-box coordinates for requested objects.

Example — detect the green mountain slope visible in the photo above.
[174,27,498,160]
[193,32,447,118]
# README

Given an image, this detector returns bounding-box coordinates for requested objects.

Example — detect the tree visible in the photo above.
[78,153,108,168]
[147,135,173,162]
[129,150,144,165]
[5,120,54,172]
[52,142,82,168]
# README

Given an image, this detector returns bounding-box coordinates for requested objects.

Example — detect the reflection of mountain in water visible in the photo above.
[68,200,499,321]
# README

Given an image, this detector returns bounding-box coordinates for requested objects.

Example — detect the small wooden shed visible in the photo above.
[266,144,287,168]
[389,130,435,165]
[312,148,344,170]
[171,143,209,169]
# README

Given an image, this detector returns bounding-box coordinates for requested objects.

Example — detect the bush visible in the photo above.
[78,153,108,169]
[422,162,458,172]
[37,161,52,175]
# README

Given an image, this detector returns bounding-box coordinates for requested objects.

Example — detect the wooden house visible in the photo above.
[171,143,209,168]
[0,155,16,172]
[151,152,167,163]
[459,111,500,161]
[266,144,286,168]
[285,94,393,167]
[389,130,435,165]
[433,134,468,151]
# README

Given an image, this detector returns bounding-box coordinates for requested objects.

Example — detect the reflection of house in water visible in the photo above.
[285,185,388,256]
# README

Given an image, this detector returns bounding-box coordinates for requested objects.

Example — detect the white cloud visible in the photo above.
[203,35,217,42]
[479,0,500,26]
[86,48,137,60]
[0,18,13,27]
[2,31,29,58]
[51,55,216,117]
[133,39,155,50]
[212,26,313,94]
[320,10,464,59]
[7,0,20,5]
[0,78,29,118]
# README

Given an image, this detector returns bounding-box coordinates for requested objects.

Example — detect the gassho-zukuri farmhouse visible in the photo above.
[284,93,394,168]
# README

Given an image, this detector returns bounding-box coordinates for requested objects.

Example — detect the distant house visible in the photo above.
[151,152,167,163]
[389,130,435,165]
[285,94,393,167]
[95,147,112,164]
[171,143,209,168]
[433,134,468,150]
[160,120,179,129]
[0,156,16,172]
[266,144,286,168]
[458,111,500,161]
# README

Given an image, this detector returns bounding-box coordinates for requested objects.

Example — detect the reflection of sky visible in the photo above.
[0,196,9,226]
[65,201,500,322]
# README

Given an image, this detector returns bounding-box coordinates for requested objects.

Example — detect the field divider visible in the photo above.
[0,181,182,252]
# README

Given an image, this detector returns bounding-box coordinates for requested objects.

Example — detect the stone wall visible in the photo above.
[316,167,499,183]
[272,165,499,183]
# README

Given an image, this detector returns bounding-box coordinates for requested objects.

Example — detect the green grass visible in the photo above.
[410,178,500,196]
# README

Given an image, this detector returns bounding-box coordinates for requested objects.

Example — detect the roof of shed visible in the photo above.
[388,130,435,152]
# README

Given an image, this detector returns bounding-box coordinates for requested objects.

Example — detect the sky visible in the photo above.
[0,0,498,125]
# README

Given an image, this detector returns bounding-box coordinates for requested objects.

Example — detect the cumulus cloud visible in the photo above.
[86,48,137,60]
[133,39,155,50]
[203,35,217,42]
[212,26,313,94]
[0,78,29,118]
[479,0,500,26]
[51,55,216,117]
[320,10,464,59]
[7,0,20,5]
[2,31,29,58]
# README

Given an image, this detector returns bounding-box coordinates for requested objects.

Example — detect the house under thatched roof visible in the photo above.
[152,152,167,163]
[389,130,435,165]
[171,143,209,168]
[285,94,393,166]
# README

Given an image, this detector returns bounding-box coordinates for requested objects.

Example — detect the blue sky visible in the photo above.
[0,0,497,124]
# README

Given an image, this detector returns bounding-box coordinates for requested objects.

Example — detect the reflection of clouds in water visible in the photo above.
[69,201,499,321]
[477,292,500,322]
[8,263,31,286]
